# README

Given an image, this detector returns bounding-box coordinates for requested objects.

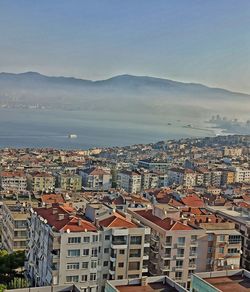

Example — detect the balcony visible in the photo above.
[189,253,197,258]
[151,245,159,253]
[163,241,172,248]
[188,263,196,269]
[161,253,171,260]
[151,235,160,242]
[175,266,184,271]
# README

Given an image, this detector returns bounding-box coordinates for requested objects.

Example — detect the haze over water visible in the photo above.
[0,108,216,149]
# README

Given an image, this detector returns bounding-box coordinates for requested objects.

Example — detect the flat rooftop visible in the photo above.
[116,282,178,292]
[208,206,250,226]
[205,275,250,292]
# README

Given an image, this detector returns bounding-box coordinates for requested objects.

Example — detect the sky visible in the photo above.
[0,0,249,93]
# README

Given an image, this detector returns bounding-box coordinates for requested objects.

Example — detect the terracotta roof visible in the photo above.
[34,204,96,232]
[41,194,65,204]
[99,212,137,228]
[181,194,204,207]
[135,209,193,231]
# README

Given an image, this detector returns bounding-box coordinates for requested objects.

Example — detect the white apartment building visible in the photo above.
[80,167,112,190]
[0,171,27,192]
[26,204,99,291]
[234,167,250,183]
[117,170,141,193]
[26,203,150,291]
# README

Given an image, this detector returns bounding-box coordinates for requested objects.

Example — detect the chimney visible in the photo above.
[52,208,58,214]
[58,213,65,220]
[78,218,81,226]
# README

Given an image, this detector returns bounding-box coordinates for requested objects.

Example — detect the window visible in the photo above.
[208,247,213,253]
[103,261,109,267]
[66,263,79,270]
[81,275,88,282]
[128,262,140,270]
[92,235,98,242]
[83,249,89,256]
[90,273,96,281]
[175,271,182,280]
[118,262,124,268]
[177,248,184,257]
[67,249,80,257]
[83,236,90,243]
[105,235,110,241]
[177,237,185,246]
[228,248,239,254]
[129,249,141,257]
[208,234,214,241]
[92,247,98,257]
[104,248,109,254]
[103,274,108,279]
[229,235,241,244]
[66,275,79,283]
[218,235,225,242]
[119,249,125,254]
[190,247,197,256]
[118,276,123,280]
[219,247,224,254]
[130,236,141,245]
[68,237,81,244]
[176,260,183,268]
[128,274,139,279]
[91,261,97,269]
[82,262,88,269]
[191,235,197,242]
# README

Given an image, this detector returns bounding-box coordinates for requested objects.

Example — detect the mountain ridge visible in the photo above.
[0,71,249,97]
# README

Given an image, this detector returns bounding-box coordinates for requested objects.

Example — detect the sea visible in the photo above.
[0,108,219,149]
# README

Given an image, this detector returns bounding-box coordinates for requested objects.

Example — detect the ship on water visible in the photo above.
[68,134,78,139]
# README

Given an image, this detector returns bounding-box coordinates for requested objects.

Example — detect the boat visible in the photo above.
[68,134,78,139]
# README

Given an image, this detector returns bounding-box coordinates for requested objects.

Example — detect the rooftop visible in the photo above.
[116,282,178,292]
[205,275,250,291]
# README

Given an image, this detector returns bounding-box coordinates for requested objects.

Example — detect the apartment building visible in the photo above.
[196,222,241,272]
[80,167,112,190]
[96,210,150,286]
[28,172,56,193]
[117,170,141,193]
[138,160,169,173]
[141,171,159,190]
[208,205,250,270]
[26,203,150,291]
[0,171,27,192]
[26,204,99,291]
[1,202,30,253]
[58,173,82,192]
[234,167,250,183]
[128,205,205,290]
[223,147,243,157]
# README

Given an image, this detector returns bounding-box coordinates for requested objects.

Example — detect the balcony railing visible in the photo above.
[112,240,126,245]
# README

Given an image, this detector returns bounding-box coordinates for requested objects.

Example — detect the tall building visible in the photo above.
[28,172,56,193]
[1,202,30,253]
[26,203,150,291]
[128,205,205,290]
[117,170,141,193]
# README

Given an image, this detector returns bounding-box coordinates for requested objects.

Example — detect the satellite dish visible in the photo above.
[66,229,70,233]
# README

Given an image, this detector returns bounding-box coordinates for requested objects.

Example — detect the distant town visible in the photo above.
[1,134,250,292]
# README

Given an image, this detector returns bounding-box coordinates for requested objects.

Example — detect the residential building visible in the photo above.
[80,167,112,190]
[1,202,30,252]
[28,172,56,193]
[128,206,205,290]
[234,167,250,183]
[58,173,82,191]
[0,171,27,192]
[138,160,169,173]
[117,170,141,193]
[26,204,99,290]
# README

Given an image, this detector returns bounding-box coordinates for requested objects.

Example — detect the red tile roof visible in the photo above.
[34,204,96,232]
[41,194,65,204]
[135,209,193,231]
[181,194,204,207]
[99,212,137,228]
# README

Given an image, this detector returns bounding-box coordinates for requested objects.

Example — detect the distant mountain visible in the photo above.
[0,72,249,116]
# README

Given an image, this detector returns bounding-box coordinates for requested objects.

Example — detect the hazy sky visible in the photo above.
[0,0,249,93]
